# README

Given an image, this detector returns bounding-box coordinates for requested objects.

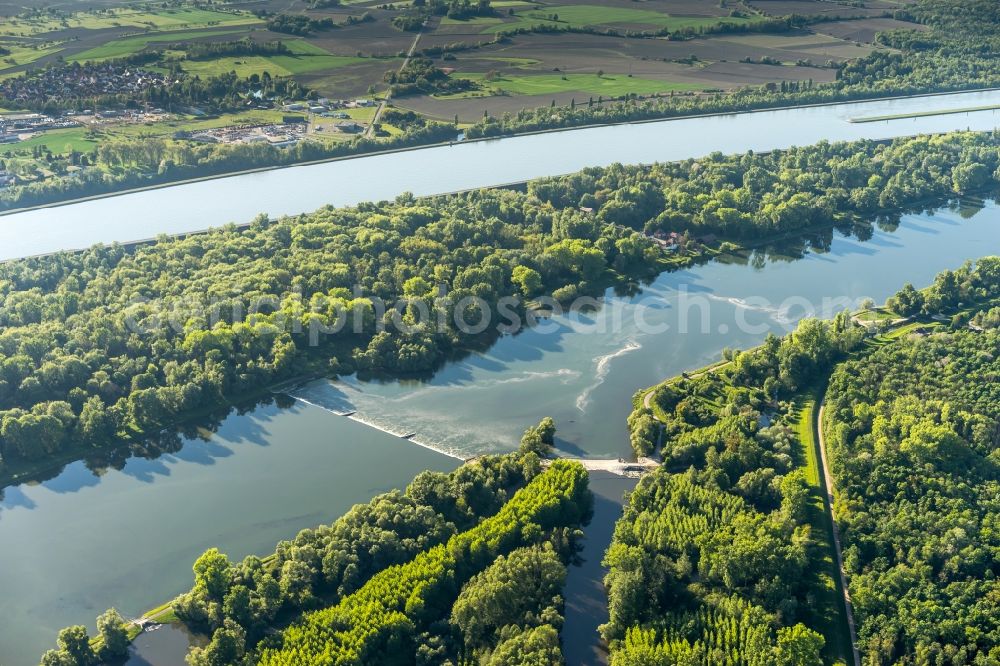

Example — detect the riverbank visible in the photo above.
[851,102,1000,123]
[3,86,1000,220]
[0,371,320,492]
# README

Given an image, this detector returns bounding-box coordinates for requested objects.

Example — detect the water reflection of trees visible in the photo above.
[0,394,291,506]
[713,194,993,271]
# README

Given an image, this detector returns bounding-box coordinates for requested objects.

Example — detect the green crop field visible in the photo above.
[3,127,99,154]
[454,72,704,97]
[483,4,760,33]
[178,47,365,78]
[0,42,65,78]
[70,28,247,62]
[178,55,289,78]
[267,40,367,75]
[0,7,259,37]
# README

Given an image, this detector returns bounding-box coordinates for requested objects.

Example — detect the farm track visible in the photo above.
[816,401,862,666]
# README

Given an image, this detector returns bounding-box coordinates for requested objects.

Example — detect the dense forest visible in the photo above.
[2,130,999,482]
[40,421,592,666]
[823,258,1000,664]
[527,131,1000,238]
[607,258,1000,665]
[607,313,866,664]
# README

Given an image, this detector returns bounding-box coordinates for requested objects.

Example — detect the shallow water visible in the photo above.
[126,623,206,666]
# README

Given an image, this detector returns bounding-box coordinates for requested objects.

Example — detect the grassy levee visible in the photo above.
[850,103,1000,123]
[792,384,852,666]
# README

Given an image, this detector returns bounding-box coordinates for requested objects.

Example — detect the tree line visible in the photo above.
[259,11,374,35]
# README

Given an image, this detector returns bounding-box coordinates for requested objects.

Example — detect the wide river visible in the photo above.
[1,94,999,665]
[1,89,1000,260]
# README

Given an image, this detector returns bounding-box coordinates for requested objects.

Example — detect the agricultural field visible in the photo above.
[0,0,915,152]
[0,42,64,79]
[397,22,868,120]
[814,17,930,44]
[68,28,252,62]
[453,71,704,97]
[174,40,368,78]
[436,3,763,34]
[0,6,260,38]
[0,0,900,104]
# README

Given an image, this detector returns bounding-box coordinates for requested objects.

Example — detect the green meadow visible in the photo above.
[455,72,703,97]
[484,4,760,33]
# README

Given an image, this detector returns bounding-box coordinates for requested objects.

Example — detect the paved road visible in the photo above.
[816,402,862,666]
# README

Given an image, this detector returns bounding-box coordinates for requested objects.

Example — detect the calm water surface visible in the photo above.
[1,90,1000,259]
[0,399,457,666]
[126,624,206,666]
[562,472,637,666]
